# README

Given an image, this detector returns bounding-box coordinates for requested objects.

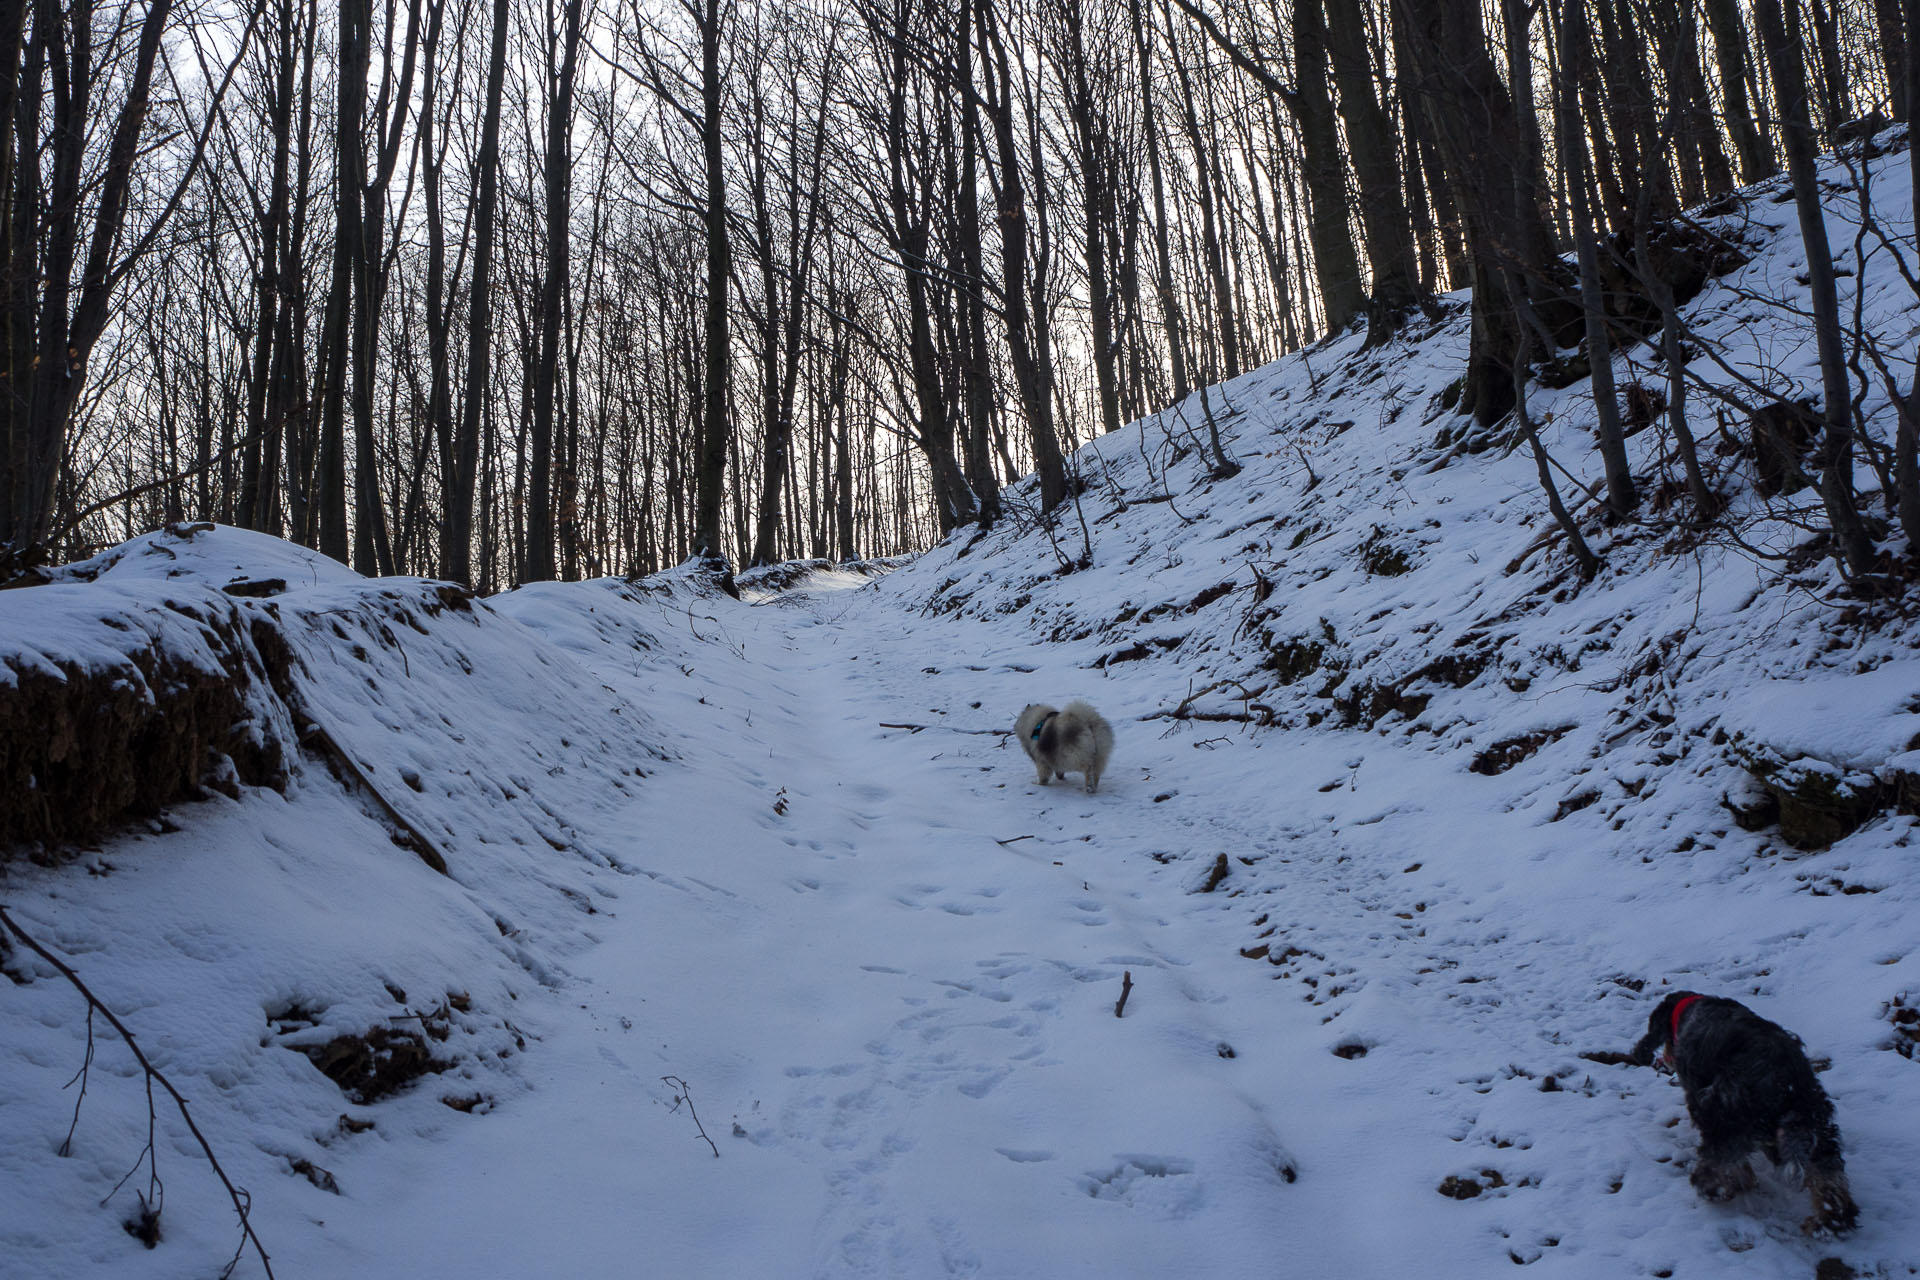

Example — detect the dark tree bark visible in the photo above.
[417,0,457,573]
[952,0,1000,518]
[316,0,367,564]
[349,0,421,577]
[868,0,975,531]
[692,0,734,562]
[239,0,301,533]
[1805,0,1853,134]
[1173,0,1365,332]
[978,0,1066,511]
[1397,0,1568,426]
[1703,0,1778,183]
[1127,0,1189,402]
[525,0,583,583]
[748,26,835,563]
[1323,0,1420,340]
[1052,0,1122,437]
[1557,0,1634,516]
[1874,0,1907,121]
[1160,0,1242,375]
[5,0,181,551]
[444,0,508,585]
[1755,0,1876,576]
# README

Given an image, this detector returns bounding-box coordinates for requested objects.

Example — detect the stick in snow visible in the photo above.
[880,723,1014,736]
[0,905,275,1279]
[301,721,451,875]
[661,1075,719,1157]
[1114,971,1134,1018]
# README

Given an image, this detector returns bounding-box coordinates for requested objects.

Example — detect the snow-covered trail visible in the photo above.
[280,569,1913,1279]
[322,578,1315,1277]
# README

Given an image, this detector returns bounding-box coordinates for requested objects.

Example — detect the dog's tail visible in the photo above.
[1066,700,1114,761]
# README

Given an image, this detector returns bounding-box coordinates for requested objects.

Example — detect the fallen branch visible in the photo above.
[1114,971,1134,1018]
[661,1074,719,1157]
[1142,677,1277,726]
[994,834,1034,846]
[300,722,450,875]
[0,905,275,1279]
[1144,707,1276,726]
[879,722,1013,736]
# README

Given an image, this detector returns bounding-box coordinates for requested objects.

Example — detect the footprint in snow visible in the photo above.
[1079,1155,1203,1216]
[995,1147,1055,1164]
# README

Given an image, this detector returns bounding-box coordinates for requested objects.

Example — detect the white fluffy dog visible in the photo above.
[1014,701,1114,793]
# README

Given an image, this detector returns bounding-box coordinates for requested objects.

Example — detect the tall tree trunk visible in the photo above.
[1874,0,1907,121]
[1558,0,1635,516]
[278,0,320,547]
[445,0,507,584]
[954,0,1000,518]
[691,0,732,563]
[978,0,1066,511]
[348,0,420,577]
[1703,0,1778,183]
[419,0,452,573]
[1756,0,1876,576]
[526,0,582,583]
[1323,0,1419,340]
[1057,0,1122,436]
[317,0,366,564]
[1399,0,1566,425]
[1128,0,1189,402]
[1290,0,1367,331]
[0,0,35,546]
[240,0,298,532]
[1806,0,1853,133]
[10,0,175,551]
[1161,1,1241,375]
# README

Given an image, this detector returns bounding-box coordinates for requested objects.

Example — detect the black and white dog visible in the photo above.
[1631,991,1858,1234]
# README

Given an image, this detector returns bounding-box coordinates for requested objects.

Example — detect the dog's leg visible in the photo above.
[1690,1138,1758,1201]
[1083,768,1100,794]
[1801,1123,1859,1234]
[1803,1167,1859,1235]
[1035,764,1051,785]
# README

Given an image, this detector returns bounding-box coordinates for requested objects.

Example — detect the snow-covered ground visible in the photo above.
[6,137,1920,1278]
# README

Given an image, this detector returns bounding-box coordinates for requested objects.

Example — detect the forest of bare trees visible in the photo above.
[0,0,1915,589]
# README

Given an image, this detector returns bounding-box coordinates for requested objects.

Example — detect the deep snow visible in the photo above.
[6,135,1920,1279]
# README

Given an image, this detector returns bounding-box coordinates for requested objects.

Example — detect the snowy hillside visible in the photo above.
[4,139,1920,1278]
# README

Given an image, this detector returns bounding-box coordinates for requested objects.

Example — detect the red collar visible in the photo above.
[1670,994,1704,1045]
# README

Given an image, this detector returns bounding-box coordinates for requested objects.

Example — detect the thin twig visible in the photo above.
[1114,971,1134,1018]
[660,1075,719,1158]
[0,906,274,1279]
[879,723,1013,736]
[60,1005,96,1157]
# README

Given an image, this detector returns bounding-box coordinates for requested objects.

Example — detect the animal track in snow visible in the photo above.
[995,1147,1055,1163]
[1079,1155,1203,1216]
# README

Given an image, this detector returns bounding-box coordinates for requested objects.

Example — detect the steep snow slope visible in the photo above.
[3,138,1920,1278]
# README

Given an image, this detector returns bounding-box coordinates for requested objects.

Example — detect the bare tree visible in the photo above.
[1755,0,1877,577]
